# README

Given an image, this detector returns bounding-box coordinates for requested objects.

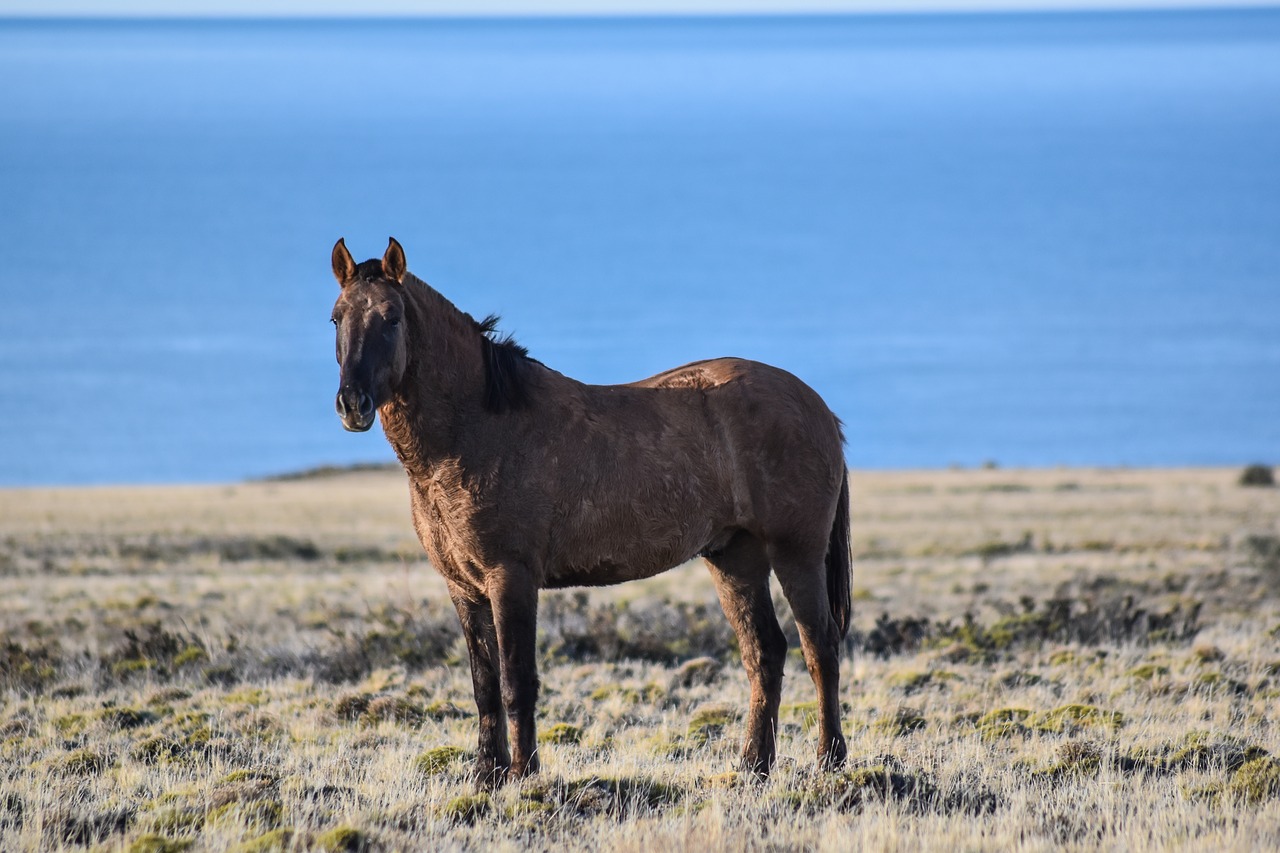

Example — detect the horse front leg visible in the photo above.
[489,564,541,778]
[450,591,510,787]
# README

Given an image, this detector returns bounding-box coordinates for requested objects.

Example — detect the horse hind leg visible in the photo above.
[704,532,788,777]
[770,543,848,770]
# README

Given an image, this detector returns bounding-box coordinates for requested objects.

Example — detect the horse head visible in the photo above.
[329,237,410,432]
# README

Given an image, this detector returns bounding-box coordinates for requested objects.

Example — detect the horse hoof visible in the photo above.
[819,741,848,771]
[475,763,510,789]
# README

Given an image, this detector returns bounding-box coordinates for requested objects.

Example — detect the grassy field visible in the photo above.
[2,466,1279,851]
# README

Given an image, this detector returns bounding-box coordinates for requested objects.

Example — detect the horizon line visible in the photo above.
[3,1,1278,19]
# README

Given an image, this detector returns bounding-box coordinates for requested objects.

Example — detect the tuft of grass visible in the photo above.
[54,747,110,776]
[422,698,473,720]
[359,695,424,727]
[101,706,161,730]
[669,656,722,689]
[1032,740,1104,779]
[874,707,928,737]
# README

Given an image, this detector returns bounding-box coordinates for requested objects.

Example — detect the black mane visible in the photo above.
[476,314,533,413]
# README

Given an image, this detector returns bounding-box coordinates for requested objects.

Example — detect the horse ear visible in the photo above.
[332,238,357,287]
[383,237,406,284]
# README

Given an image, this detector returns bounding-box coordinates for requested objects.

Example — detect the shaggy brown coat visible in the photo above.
[330,237,851,784]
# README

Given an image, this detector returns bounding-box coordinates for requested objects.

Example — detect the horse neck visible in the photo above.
[378,272,488,481]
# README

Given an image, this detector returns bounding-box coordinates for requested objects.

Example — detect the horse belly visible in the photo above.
[543,556,683,589]
[543,515,716,589]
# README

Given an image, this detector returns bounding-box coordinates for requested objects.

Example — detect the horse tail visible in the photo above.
[826,470,853,640]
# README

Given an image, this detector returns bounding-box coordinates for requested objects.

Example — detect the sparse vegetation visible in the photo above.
[1,467,1279,849]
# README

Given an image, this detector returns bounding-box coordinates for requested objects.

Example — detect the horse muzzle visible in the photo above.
[336,388,376,432]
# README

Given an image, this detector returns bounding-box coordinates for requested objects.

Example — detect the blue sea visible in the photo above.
[1,11,1278,485]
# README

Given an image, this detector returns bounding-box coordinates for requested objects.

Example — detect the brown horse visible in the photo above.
[330,237,851,785]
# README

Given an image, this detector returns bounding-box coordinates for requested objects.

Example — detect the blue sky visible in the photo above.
[1,0,1275,15]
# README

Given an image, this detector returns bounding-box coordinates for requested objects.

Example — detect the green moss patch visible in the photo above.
[415,745,467,775]
[125,834,192,853]
[687,704,740,747]
[207,799,283,833]
[1028,704,1124,734]
[314,825,370,852]
[1225,757,1280,804]
[53,747,110,776]
[233,827,294,853]
[436,793,491,824]
[540,723,583,745]
[1160,731,1269,773]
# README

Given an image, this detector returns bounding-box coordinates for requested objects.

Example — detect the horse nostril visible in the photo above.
[335,393,348,417]
[358,393,375,418]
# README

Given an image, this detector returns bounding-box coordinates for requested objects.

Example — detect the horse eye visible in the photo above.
[330,317,338,326]
[386,316,400,327]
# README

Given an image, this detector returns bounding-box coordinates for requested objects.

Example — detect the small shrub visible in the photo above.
[1239,464,1275,487]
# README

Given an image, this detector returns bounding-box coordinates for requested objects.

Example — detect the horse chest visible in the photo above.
[408,480,496,580]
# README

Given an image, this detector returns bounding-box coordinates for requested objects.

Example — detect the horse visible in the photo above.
[329,237,852,785]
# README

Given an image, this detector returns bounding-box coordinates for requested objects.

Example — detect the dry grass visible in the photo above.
[2,467,1280,851]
